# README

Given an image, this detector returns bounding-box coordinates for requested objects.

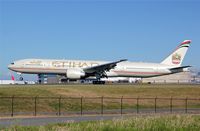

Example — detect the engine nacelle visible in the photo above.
[66,68,85,79]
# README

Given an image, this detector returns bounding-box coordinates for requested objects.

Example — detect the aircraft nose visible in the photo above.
[8,64,12,70]
[8,63,15,70]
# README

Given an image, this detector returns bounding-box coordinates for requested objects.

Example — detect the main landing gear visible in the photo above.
[92,80,105,84]
[92,73,106,84]
[93,75,106,84]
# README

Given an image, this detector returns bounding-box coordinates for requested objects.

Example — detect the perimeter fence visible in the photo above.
[0,96,199,117]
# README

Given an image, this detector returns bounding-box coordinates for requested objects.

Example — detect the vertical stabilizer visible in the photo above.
[161,40,191,66]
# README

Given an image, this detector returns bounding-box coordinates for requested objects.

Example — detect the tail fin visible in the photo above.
[161,40,191,66]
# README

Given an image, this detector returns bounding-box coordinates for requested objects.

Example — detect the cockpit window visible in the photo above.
[11,63,14,65]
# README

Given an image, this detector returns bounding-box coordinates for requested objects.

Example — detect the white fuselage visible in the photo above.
[8,40,191,79]
[8,59,175,78]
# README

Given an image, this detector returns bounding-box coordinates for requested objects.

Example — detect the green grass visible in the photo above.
[0,84,199,115]
[2,115,200,131]
[0,84,200,97]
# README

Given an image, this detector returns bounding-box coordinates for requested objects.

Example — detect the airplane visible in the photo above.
[8,40,191,84]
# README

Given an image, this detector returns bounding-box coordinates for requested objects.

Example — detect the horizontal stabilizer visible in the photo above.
[169,66,191,72]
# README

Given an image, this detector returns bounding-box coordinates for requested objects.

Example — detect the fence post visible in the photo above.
[185,97,188,113]
[11,96,14,117]
[101,96,103,115]
[155,96,157,113]
[137,97,139,114]
[58,96,61,116]
[80,97,83,116]
[121,96,123,115]
[170,96,173,113]
[34,96,37,116]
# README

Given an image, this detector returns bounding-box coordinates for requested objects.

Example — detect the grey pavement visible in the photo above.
[0,115,126,128]
[0,108,199,128]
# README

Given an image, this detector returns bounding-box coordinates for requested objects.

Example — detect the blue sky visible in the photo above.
[0,0,200,80]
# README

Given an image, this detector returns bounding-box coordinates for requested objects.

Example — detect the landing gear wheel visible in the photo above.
[93,81,105,84]
[19,77,23,81]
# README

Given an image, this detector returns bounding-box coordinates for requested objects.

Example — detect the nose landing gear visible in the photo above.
[17,73,24,81]
[19,76,24,81]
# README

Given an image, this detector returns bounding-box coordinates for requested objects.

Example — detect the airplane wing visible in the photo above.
[84,59,127,78]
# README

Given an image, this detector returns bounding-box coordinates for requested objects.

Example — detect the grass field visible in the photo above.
[0,84,200,98]
[0,84,199,115]
[2,115,200,131]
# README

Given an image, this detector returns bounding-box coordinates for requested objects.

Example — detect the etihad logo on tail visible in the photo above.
[172,53,181,64]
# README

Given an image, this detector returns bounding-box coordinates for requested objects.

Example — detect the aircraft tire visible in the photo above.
[19,77,23,81]
[93,81,105,84]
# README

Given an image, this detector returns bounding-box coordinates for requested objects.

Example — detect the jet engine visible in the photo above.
[66,68,86,79]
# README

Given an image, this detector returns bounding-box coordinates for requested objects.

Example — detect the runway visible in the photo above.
[0,115,127,127]
[1,109,200,128]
